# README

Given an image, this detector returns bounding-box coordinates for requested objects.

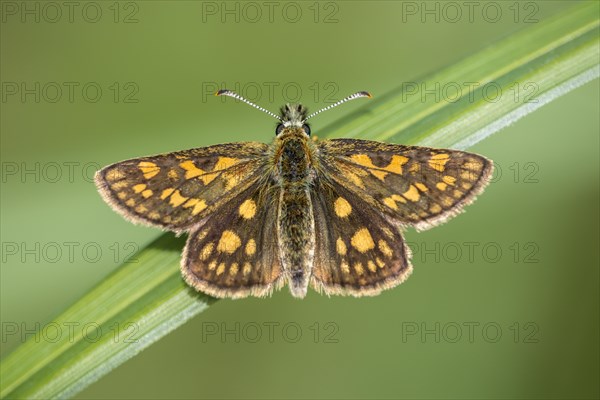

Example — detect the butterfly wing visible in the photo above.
[309,138,492,296]
[95,142,269,232]
[181,180,284,298]
[317,139,493,231]
[310,177,412,296]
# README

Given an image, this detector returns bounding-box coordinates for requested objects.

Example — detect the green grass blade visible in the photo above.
[1,2,598,398]
[1,235,216,399]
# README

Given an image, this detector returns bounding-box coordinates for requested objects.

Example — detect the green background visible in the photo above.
[1,1,598,399]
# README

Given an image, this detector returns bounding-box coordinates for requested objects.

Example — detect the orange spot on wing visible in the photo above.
[139,161,160,179]
[245,239,256,256]
[217,230,241,254]
[429,153,450,172]
[354,262,364,275]
[336,237,347,255]
[183,198,208,215]
[351,228,375,253]
[161,188,175,199]
[385,155,409,174]
[200,172,219,186]
[229,263,239,276]
[239,199,257,219]
[383,194,407,210]
[334,197,352,218]
[169,190,189,207]
[179,160,205,179]
[443,176,456,185]
[378,240,393,258]
[415,182,428,192]
[430,204,442,213]
[216,263,226,276]
[132,184,147,193]
[367,261,377,272]
[106,168,126,181]
[214,157,238,171]
[243,262,252,276]
[350,154,408,181]
[403,185,420,202]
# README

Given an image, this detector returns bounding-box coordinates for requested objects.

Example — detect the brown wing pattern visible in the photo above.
[318,139,493,231]
[95,142,269,232]
[310,177,412,296]
[181,181,284,298]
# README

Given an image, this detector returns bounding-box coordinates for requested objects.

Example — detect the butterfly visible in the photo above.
[95,89,493,299]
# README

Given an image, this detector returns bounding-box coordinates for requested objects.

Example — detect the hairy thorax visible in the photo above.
[273,130,316,185]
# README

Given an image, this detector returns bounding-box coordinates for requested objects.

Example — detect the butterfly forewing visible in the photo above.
[95,142,269,231]
[318,139,493,231]
[181,181,284,298]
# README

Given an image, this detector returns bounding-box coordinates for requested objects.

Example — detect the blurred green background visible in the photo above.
[1,1,598,399]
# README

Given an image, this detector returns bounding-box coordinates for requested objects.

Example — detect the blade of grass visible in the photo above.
[2,2,598,398]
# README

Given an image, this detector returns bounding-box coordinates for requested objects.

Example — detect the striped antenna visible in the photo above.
[304,91,372,122]
[215,89,282,121]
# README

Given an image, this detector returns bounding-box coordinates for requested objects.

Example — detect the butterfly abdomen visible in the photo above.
[275,132,317,298]
[278,188,315,298]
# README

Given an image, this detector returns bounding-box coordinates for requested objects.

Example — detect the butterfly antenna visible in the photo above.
[216,89,282,121]
[304,91,372,122]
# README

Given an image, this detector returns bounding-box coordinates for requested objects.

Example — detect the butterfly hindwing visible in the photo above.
[310,176,412,296]
[95,142,269,231]
[181,181,284,298]
[318,139,493,231]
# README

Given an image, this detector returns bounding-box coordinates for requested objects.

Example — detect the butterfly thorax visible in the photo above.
[272,127,317,298]
[274,130,315,183]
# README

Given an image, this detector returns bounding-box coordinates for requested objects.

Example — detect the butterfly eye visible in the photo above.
[302,124,311,136]
[276,124,285,135]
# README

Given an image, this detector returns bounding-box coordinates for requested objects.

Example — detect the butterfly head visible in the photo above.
[277,104,311,136]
